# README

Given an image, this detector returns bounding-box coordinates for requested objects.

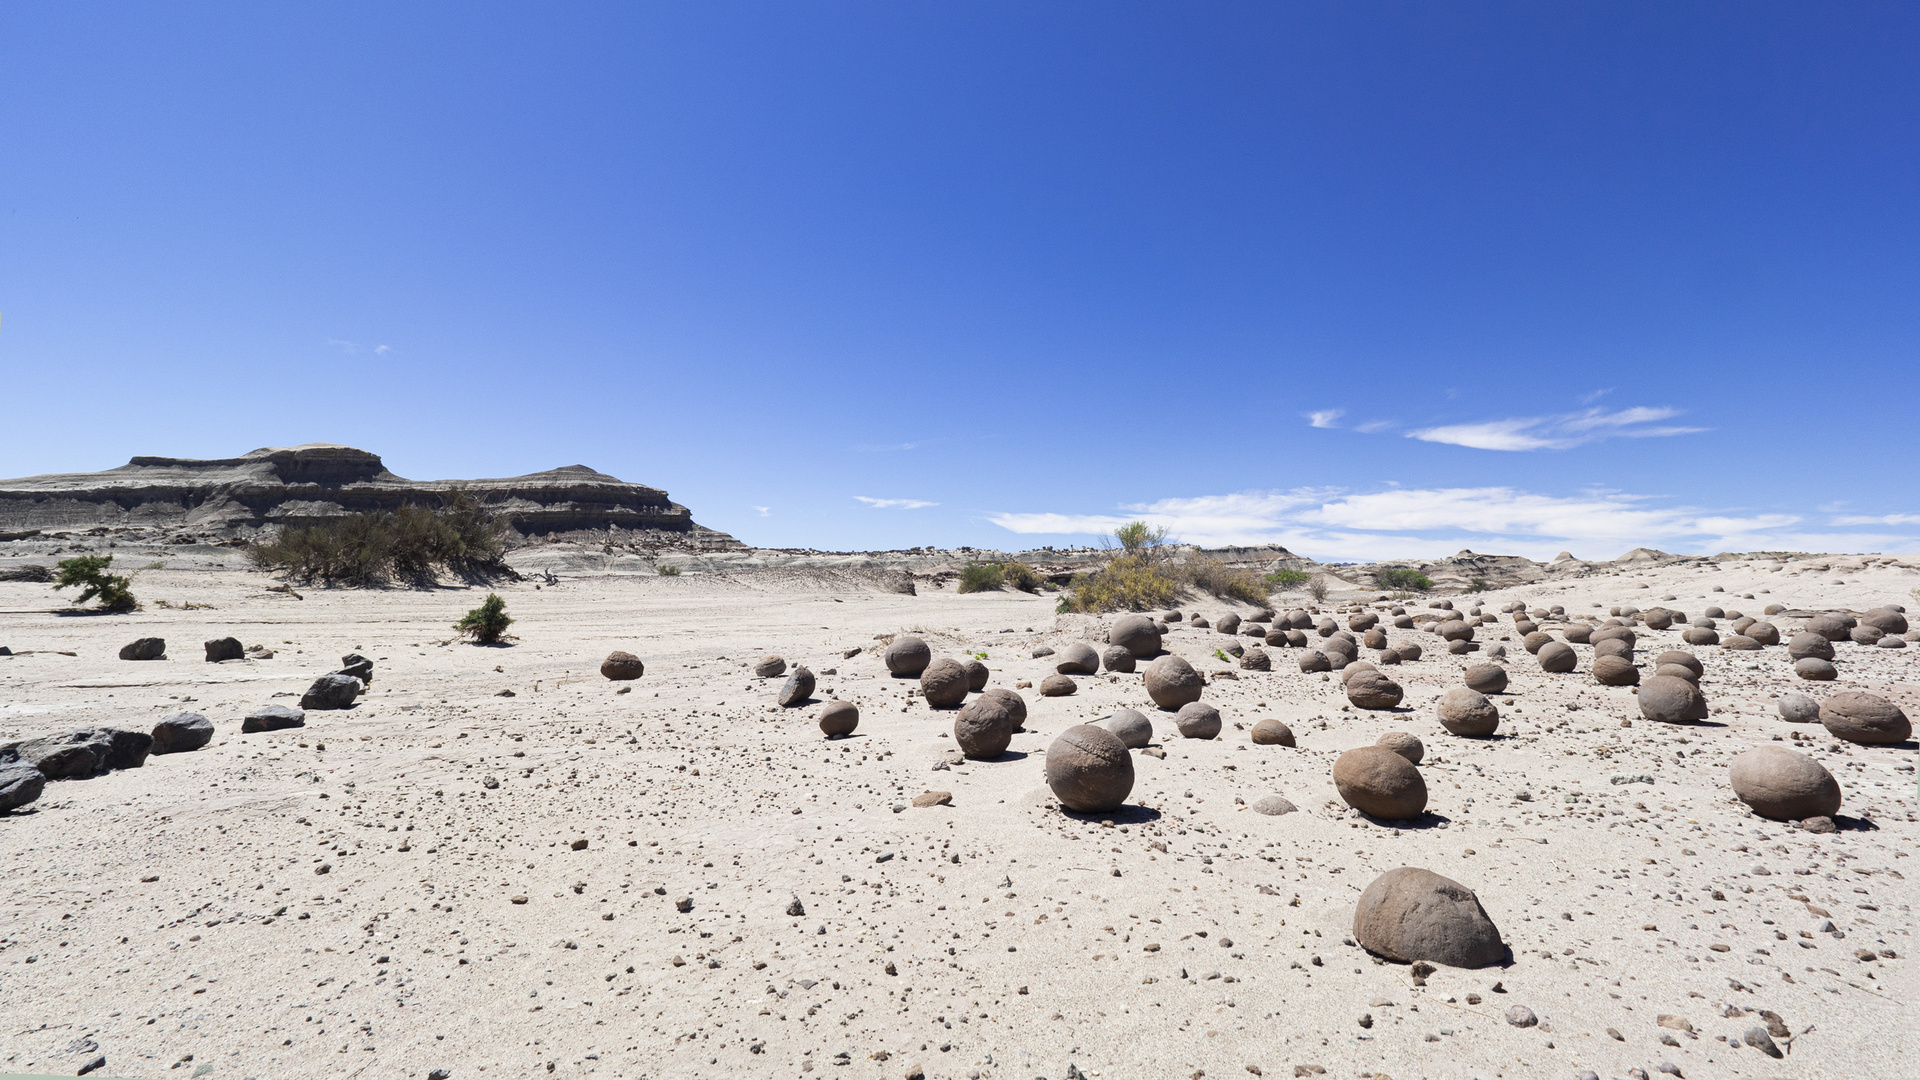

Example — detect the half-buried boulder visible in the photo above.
[1352,867,1507,969]
[119,638,166,661]
[1039,673,1077,697]
[1818,691,1912,745]
[1250,718,1295,746]
[205,637,244,662]
[0,762,45,811]
[1333,746,1428,819]
[1730,746,1841,821]
[242,704,305,733]
[1794,657,1838,681]
[1638,675,1708,723]
[1044,725,1134,813]
[151,712,213,755]
[1054,643,1100,675]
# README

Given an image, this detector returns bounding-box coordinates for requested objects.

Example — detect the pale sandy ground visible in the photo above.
[0,553,1915,1080]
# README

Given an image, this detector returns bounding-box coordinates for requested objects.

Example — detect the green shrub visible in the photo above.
[1184,556,1270,605]
[53,554,136,612]
[454,593,513,643]
[1113,521,1168,553]
[957,562,1005,593]
[250,490,509,585]
[1377,568,1434,594]
[657,564,682,576]
[1265,568,1310,590]
[1001,560,1041,593]
[1467,576,1489,593]
[1060,553,1180,613]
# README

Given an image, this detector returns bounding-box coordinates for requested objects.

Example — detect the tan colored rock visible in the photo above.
[1333,746,1427,819]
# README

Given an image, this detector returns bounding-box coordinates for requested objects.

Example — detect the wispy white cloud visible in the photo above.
[855,496,938,510]
[327,338,392,356]
[987,485,1912,562]
[1306,409,1344,429]
[1407,406,1703,451]
[1830,512,1920,526]
[852,442,923,453]
[1353,419,1396,434]
[753,506,771,517]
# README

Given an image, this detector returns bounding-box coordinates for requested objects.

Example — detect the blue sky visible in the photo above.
[2,2,1916,560]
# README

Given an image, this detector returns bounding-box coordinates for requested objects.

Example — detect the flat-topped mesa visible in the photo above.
[0,444,741,543]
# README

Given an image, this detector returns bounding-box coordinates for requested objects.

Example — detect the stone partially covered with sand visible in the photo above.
[1143,654,1204,710]
[1639,674,1708,723]
[1039,673,1077,697]
[1353,867,1507,969]
[1729,745,1841,821]
[1054,642,1100,675]
[1044,725,1134,813]
[1333,746,1427,819]
[1250,718,1294,746]
[1818,691,1912,745]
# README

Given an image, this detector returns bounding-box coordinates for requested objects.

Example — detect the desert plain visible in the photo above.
[1,548,1915,1080]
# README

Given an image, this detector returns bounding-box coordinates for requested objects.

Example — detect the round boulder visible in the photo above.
[1536,641,1577,673]
[1806,614,1850,642]
[1745,621,1781,645]
[754,655,787,678]
[1216,613,1242,636]
[1682,626,1720,646]
[818,700,860,738]
[1039,673,1077,697]
[1849,624,1884,646]
[1794,658,1838,681]
[1522,631,1555,654]
[1174,701,1222,740]
[1653,650,1702,677]
[1639,674,1708,723]
[1437,620,1474,643]
[1055,642,1100,675]
[919,658,970,707]
[1044,725,1135,813]
[1722,634,1761,651]
[1593,637,1634,660]
[1654,663,1700,683]
[600,651,646,681]
[1818,691,1911,745]
[1730,746,1841,821]
[1353,867,1507,968]
[1776,692,1820,723]
[1561,623,1593,644]
[953,697,1014,759]
[1345,669,1405,710]
[1109,614,1163,658]
[1239,647,1271,672]
[1298,650,1331,673]
[1592,655,1639,686]
[1333,746,1428,819]
[118,638,166,661]
[1436,688,1499,737]
[1862,608,1909,635]
[1393,642,1423,662]
[884,636,932,677]
[1376,731,1424,765]
[1143,654,1205,710]
[779,667,817,707]
[964,659,991,691]
[1100,645,1136,674]
[1363,628,1388,650]
[979,688,1028,731]
[1104,708,1152,749]
[1250,718,1295,746]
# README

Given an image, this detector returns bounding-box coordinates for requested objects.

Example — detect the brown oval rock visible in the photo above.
[1592,655,1640,686]
[1806,614,1850,641]
[1521,631,1554,654]
[979,687,1028,731]
[1729,745,1841,820]
[1109,614,1163,658]
[1376,731,1424,764]
[1239,647,1271,671]
[1346,669,1404,710]
[1795,657,1838,681]
[1593,637,1634,660]
[1462,663,1508,695]
[1044,724,1134,812]
[1590,626,1637,650]
[818,700,860,738]
[1653,650,1702,677]
[601,651,646,681]
[1104,708,1152,748]
[1745,621,1781,645]
[1849,624,1884,646]
[1394,641,1423,662]
[1055,642,1100,675]
[884,636,932,677]
[1639,674,1708,723]
[1353,867,1507,968]
[1536,641,1577,673]
[1682,626,1720,646]
[1721,634,1761,651]
[1437,620,1474,642]
[1654,663,1699,683]
[953,696,1014,759]
[1862,607,1909,635]
[1100,645,1136,674]
[1039,673,1077,697]
[1818,691,1912,745]
[1216,613,1242,636]
[1333,746,1428,819]
[1436,687,1499,737]
[964,658,991,691]
[1787,632,1835,661]
[779,666,816,707]
[1298,649,1332,673]
[919,658,970,708]
[1562,623,1593,644]
[1144,654,1205,709]
[1174,701,1222,739]
[1250,718,1295,746]
[754,655,787,678]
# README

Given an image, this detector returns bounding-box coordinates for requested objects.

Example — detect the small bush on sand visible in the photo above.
[1002,560,1041,593]
[1061,553,1180,613]
[1377,568,1434,594]
[54,554,137,612]
[1185,556,1270,605]
[1467,576,1489,592]
[958,562,1005,593]
[1306,574,1331,603]
[455,593,513,643]
[250,490,509,585]
[1265,567,1309,590]
[656,564,682,576]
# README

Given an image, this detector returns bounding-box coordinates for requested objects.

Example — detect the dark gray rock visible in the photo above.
[338,652,374,684]
[151,712,214,754]
[300,674,363,710]
[780,666,817,707]
[0,761,45,811]
[205,637,244,663]
[242,704,306,732]
[118,638,166,661]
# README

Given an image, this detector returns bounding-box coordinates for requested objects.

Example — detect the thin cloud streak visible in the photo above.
[855,496,937,510]
[1407,406,1704,451]
[1306,409,1344,429]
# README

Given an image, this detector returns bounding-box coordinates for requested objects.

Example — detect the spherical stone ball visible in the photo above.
[1788,633,1835,661]
[1683,626,1720,646]
[884,636,932,677]
[1806,615,1850,642]
[1044,724,1135,813]
[1039,673,1078,697]
[1363,628,1388,650]
[1589,626,1637,651]
[1374,648,1401,666]
[1592,655,1640,686]
[779,667,817,707]
[1642,609,1675,631]
[1652,663,1698,683]
[919,658,971,708]
[1744,621,1781,645]
[1242,623,1267,639]
[1298,650,1332,673]
[1731,616,1756,635]
[818,700,860,738]
[1333,746,1428,819]
[1593,637,1634,660]
[1561,623,1593,644]
[1721,634,1761,651]
[1316,617,1338,637]
[601,651,646,681]
[1818,691,1912,745]
[1462,663,1508,695]
[1174,701,1222,740]
[1376,731,1424,765]
[1218,638,1244,658]
[1394,642,1423,662]
[1730,745,1842,821]
[1352,867,1507,969]
[1795,657,1838,681]
[1340,660,1378,683]
[1264,629,1290,647]
[1850,624,1885,646]
[1639,674,1709,723]
[1346,669,1405,710]
[1239,647,1272,672]
[1522,631,1555,654]
[1436,687,1499,737]
[754,655,787,678]
[1144,654,1206,710]
[1100,645,1136,674]
[1215,612,1242,636]
[1109,614,1163,658]
[964,659,991,691]
[1775,691,1820,723]
[979,687,1028,731]
[1349,612,1379,632]
[1437,620,1474,643]
[1104,708,1153,749]
[1055,642,1100,675]
[1653,650,1702,677]
[953,696,1014,759]
[1250,718,1295,746]
[1164,610,1184,622]
[1863,607,1909,635]
[1536,641,1577,673]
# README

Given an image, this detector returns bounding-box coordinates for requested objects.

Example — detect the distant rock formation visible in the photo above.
[0,444,742,546]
